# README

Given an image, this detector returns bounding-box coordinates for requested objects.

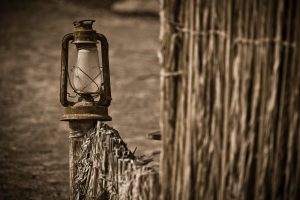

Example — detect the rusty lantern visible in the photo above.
[60,19,112,122]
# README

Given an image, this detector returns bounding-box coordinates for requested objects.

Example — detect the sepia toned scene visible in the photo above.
[0,0,299,200]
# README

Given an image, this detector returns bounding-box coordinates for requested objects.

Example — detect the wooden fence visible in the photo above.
[159,0,300,199]
[69,122,160,200]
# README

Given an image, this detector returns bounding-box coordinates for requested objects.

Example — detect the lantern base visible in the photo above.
[61,101,112,121]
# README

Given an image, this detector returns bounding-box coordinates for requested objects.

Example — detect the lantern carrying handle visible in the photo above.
[60,33,74,107]
[97,33,112,106]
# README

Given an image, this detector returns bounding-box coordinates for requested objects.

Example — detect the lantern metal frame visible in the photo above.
[60,20,112,121]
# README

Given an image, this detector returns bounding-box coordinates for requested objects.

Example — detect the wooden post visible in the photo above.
[159,0,300,199]
[67,122,160,199]
[68,121,96,200]
[69,134,84,199]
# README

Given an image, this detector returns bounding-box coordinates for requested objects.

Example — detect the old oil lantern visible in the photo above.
[60,19,112,124]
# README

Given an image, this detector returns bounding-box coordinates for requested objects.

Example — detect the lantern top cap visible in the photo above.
[73,19,96,30]
[72,19,97,44]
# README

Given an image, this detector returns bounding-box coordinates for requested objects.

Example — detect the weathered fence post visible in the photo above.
[66,122,160,199]
[69,129,83,199]
[159,0,300,199]
[68,121,96,199]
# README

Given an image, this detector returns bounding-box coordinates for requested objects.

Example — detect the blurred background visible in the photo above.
[0,0,160,199]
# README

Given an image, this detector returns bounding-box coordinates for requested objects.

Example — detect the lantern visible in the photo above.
[60,19,112,122]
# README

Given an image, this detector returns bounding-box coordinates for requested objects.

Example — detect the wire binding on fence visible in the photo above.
[163,18,296,48]
[160,69,183,77]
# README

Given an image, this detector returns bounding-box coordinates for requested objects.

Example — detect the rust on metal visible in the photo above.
[60,19,112,121]
[73,19,98,44]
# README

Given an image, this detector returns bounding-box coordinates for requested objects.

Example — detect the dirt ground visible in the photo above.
[0,0,160,199]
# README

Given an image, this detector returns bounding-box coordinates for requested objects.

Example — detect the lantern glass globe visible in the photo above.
[73,45,102,94]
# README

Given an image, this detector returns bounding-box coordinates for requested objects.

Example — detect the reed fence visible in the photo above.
[159,0,300,199]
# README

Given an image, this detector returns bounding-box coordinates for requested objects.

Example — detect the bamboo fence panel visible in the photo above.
[70,122,160,200]
[159,0,300,199]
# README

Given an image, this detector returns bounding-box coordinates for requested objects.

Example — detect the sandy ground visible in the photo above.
[0,0,160,199]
